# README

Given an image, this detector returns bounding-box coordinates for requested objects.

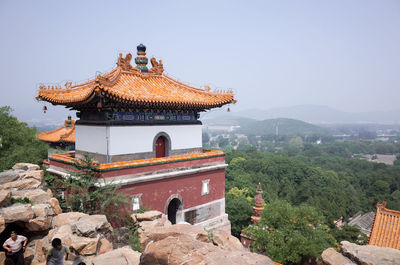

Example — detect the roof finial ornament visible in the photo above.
[117,53,133,71]
[135,43,148,73]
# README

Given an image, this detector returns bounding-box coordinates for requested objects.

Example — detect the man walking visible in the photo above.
[3,231,27,265]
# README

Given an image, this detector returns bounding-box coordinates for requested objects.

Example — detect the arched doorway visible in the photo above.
[167,198,181,224]
[155,136,166,158]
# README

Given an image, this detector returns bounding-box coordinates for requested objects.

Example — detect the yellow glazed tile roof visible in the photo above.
[368,202,400,250]
[37,119,75,143]
[36,56,235,108]
[49,149,225,171]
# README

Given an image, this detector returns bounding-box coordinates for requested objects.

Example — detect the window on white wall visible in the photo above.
[132,194,142,212]
[202,179,210,195]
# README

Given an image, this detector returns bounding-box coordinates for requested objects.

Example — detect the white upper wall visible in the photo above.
[75,124,202,156]
[75,125,108,154]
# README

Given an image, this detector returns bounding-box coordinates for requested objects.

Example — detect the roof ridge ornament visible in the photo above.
[149,57,164,75]
[117,53,133,71]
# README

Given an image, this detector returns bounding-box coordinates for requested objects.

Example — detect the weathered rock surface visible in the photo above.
[98,238,113,255]
[46,197,62,215]
[0,189,11,207]
[1,203,35,223]
[0,169,20,184]
[321,248,356,265]
[21,169,44,182]
[32,203,53,217]
[26,216,53,231]
[134,210,163,222]
[53,212,88,227]
[3,178,41,190]
[0,217,5,233]
[25,189,51,203]
[212,229,245,251]
[140,234,275,265]
[340,241,400,265]
[72,214,113,238]
[139,223,208,251]
[12,162,40,171]
[91,247,141,265]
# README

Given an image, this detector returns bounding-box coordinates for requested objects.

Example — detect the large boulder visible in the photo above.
[21,170,44,182]
[3,179,41,190]
[0,190,11,207]
[53,212,88,227]
[138,223,208,251]
[321,248,355,265]
[46,197,62,215]
[134,210,163,222]
[340,241,400,265]
[70,235,100,255]
[140,234,275,265]
[91,246,141,265]
[72,215,113,238]
[48,225,74,247]
[98,238,113,255]
[0,170,19,184]
[25,189,52,203]
[26,217,53,231]
[12,163,40,171]
[211,229,245,251]
[32,203,53,217]
[1,203,34,223]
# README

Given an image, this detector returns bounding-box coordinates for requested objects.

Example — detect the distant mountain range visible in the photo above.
[203,116,329,136]
[201,105,400,124]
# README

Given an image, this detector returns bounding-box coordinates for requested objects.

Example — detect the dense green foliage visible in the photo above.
[224,144,399,263]
[226,147,400,222]
[0,106,48,171]
[247,200,336,264]
[46,155,128,222]
[225,187,253,237]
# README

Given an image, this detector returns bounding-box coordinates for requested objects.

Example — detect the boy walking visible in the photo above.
[46,238,69,265]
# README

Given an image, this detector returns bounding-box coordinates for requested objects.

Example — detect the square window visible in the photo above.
[202,179,210,195]
[132,194,142,212]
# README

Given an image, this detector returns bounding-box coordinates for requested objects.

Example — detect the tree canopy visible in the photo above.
[0,106,48,171]
[247,200,336,264]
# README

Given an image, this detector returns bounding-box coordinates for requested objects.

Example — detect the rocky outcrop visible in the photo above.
[140,234,274,265]
[321,241,400,265]
[0,163,276,265]
[135,211,274,265]
[90,247,141,265]
[0,163,126,265]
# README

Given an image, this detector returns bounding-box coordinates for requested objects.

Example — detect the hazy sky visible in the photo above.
[0,0,399,123]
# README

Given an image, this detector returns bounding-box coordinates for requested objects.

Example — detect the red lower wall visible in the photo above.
[118,168,226,213]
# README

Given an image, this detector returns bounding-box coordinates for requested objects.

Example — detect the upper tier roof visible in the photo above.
[36,50,235,110]
[37,118,75,143]
[368,202,400,250]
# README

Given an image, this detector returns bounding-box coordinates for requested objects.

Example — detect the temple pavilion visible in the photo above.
[37,116,75,150]
[36,44,235,231]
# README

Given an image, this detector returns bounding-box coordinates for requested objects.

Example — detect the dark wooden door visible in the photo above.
[155,136,166,158]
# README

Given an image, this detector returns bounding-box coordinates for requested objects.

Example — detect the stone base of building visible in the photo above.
[196,214,231,233]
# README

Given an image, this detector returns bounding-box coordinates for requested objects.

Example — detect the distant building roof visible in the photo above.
[348,211,375,236]
[368,202,400,250]
[37,118,75,143]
